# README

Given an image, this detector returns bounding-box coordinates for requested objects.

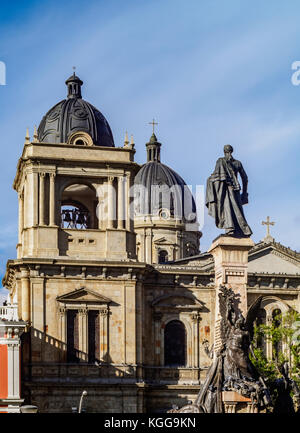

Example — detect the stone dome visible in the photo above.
[37,73,114,147]
[134,134,197,222]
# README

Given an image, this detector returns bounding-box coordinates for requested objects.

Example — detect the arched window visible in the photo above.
[164,320,186,366]
[60,183,98,229]
[158,250,168,264]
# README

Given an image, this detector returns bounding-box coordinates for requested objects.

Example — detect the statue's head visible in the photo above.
[224,144,234,158]
[224,144,233,153]
[224,144,233,159]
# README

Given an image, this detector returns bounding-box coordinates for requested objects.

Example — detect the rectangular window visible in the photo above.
[67,310,79,363]
[88,310,100,363]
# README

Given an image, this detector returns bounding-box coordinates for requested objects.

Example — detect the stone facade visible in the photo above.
[2,75,300,413]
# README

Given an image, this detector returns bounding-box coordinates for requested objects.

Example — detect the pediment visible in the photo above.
[152,293,204,309]
[154,237,172,245]
[170,253,214,270]
[56,287,111,304]
[249,246,300,275]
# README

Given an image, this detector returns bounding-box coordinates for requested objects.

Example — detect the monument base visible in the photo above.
[222,391,258,413]
[208,235,255,353]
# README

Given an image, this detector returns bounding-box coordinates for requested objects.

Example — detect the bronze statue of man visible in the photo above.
[206,145,252,237]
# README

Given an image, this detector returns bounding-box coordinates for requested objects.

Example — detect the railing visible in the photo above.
[26,362,201,384]
[0,304,19,321]
[143,366,201,384]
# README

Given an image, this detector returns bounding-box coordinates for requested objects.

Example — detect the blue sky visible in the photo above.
[0,0,300,297]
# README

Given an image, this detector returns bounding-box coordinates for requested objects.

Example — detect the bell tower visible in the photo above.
[2,75,147,413]
[14,75,138,262]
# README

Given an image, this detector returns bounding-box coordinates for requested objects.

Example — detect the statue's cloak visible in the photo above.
[205,157,252,237]
[195,354,224,413]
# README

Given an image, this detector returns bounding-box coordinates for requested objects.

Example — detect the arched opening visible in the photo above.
[255,308,267,354]
[272,308,282,327]
[164,320,186,366]
[68,131,93,146]
[74,139,86,146]
[60,183,98,229]
[158,250,168,264]
[272,308,282,357]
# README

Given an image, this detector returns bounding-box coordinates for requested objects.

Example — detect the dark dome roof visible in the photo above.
[134,135,196,221]
[37,73,114,147]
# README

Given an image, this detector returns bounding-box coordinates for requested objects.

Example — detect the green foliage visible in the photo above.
[249,309,300,389]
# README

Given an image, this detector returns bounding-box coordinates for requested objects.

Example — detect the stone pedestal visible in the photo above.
[0,320,27,413]
[208,235,255,353]
[222,391,257,413]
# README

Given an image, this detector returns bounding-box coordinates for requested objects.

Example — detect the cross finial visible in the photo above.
[72,66,76,72]
[148,118,158,134]
[262,216,275,237]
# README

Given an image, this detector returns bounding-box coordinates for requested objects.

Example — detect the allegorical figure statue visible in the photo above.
[169,287,272,413]
[206,145,252,237]
[193,287,271,413]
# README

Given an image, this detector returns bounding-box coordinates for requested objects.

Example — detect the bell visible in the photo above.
[76,212,84,225]
[64,211,71,222]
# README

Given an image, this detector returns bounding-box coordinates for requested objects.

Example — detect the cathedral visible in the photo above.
[1,73,300,413]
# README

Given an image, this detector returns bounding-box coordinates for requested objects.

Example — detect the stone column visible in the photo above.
[6,337,22,400]
[208,236,254,353]
[124,283,137,366]
[6,341,14,399]
[21,267,30,322]
[0,325,26,412]
[265,311,273,360]
[153,312,162,366]
[97,197,103,229]
[117,176,125,229]
[49,173,56,226]
[39,172,46,225]
[18,192,24,243]
[58,307,67,361]
[12,341,21,398]
[78,307,88,361]
[59,307,66,343]
[145,229,153,264]
[192,312,200,368]
[99,309,109,361]
[33,172,38,226]
[136,275,144,380]
[23,180,28,229]
[125,173,131,231]
[107,176,115,229]
[176,231,183,259]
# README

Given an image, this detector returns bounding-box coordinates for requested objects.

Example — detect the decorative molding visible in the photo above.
[191,312,201,323]
[56,287,112,304]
